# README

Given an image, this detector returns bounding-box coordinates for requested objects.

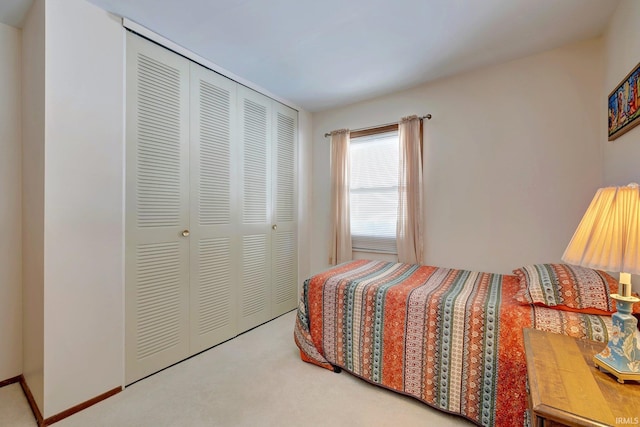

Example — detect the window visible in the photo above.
[349,130,399,254]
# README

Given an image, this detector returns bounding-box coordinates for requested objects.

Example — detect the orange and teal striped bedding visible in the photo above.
[294,260,612,426]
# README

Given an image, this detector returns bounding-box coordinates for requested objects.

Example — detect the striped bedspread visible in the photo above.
[294,260,612,426]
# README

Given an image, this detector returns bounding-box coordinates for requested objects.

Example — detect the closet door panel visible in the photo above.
[189,63,238,354]
[237,86,272,331]
[271,103,298,315]
[125,33,191,384]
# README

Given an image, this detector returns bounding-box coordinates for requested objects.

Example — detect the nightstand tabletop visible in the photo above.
[523,328,640,427]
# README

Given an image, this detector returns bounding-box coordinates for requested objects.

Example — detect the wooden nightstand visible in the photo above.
[523,328,640,427]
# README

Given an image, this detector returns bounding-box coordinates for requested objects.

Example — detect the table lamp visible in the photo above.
[562,183,640,383]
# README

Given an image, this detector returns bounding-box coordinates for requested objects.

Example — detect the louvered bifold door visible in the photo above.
[125,33,191,384]
[189,63,238,354]
[271,103,298,316]
[237,86,272,332]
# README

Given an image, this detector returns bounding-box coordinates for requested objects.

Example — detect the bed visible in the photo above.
[294,260,621,426]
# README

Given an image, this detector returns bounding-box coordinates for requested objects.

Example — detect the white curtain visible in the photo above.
[396,115,424,264]
[329,129,352,265]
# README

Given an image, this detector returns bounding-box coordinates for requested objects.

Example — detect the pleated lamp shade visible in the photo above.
[562,183,640,296]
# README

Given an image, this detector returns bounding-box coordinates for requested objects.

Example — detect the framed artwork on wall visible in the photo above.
[608,62,640,141]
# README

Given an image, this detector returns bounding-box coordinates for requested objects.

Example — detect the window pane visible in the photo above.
[350,134,399,189]
[349,131,398,253]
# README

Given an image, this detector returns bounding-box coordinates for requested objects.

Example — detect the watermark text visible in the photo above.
[616,417,639,425]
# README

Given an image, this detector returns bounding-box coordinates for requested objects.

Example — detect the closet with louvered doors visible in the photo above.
[125,33,298,385]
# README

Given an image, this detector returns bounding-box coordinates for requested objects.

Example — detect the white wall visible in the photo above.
[311,39,604,275]
[43,0,124,417]
[0,22,22,381]
[21,0,46,410]
[603,0,640,292]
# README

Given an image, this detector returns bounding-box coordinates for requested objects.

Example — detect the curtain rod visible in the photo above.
[324,114,432,138]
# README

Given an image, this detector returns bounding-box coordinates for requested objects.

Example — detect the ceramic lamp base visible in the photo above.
[593,295,640,384]
[594,355,640,384]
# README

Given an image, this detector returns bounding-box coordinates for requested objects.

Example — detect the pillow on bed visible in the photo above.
[513,264,619,315]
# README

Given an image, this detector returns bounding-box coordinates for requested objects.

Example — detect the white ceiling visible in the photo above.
[2,0,619,112]
[0,0,33,28]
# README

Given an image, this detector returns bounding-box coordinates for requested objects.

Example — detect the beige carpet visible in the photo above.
[1,311,472,426]
[0,381,34,426]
